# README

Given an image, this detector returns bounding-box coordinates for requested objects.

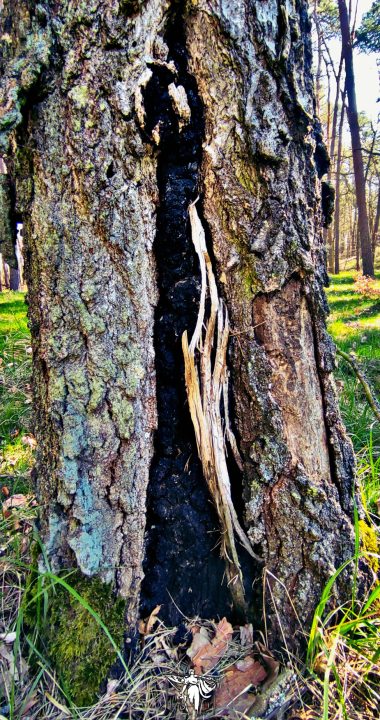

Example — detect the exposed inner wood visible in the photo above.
[182,201,261,616]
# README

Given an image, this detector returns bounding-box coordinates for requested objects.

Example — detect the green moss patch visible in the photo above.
[47,574,126,706]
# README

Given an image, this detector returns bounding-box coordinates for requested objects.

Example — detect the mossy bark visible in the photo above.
[1,0,356,655]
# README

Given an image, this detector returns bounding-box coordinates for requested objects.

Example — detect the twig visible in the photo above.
[336,347,380,422]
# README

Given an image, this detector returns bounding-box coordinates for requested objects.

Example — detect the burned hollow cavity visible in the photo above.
[140,15,256,626]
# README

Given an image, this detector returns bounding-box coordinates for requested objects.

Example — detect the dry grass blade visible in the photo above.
[182,200,261,616]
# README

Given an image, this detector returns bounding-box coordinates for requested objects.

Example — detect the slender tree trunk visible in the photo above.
[327,56,343,273]
[356,226,360,270]
[0,0,356,657]
[338,0,374,276]
[334,97,346,274]
[325,57,332,149]
[3,262,10,289]
[314,3,323,118]
[9,267,20,291]
[372,182,380,253]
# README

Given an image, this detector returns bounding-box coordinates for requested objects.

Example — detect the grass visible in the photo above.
[326,270,380,515]
[0,291,33,497]
[0,277,379,719]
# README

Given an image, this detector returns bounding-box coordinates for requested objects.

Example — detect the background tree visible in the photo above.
[355,0,380,54]
[0,0,356,669]
[314,0,342,270]
[338,0,375,276]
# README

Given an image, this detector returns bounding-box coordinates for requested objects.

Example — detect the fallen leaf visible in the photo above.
[2,494,28,517]
[1,486,9,497]
[214,657,266,709]
[186,625,210,660]
[235,655,258,672]
[254,641,280,688]
[192,617,233,673]
[21,435,37,449]
[139,605,161,635]
[0,632,16,644]
[106,678,119,695]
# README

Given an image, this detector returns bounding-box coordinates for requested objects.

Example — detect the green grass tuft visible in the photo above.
[327,270,380,500]
[0,291,33,495]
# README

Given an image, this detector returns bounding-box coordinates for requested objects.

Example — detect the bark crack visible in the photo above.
[139,4,253,625]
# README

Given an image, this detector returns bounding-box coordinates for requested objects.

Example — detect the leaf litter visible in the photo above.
[0,504,297,719]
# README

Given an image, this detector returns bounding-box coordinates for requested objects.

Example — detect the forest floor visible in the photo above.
[0,276,379,719]
[326,269,380,512]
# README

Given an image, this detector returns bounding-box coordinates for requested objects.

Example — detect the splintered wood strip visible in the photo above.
[188,200,207,354]
[182,200,262,615]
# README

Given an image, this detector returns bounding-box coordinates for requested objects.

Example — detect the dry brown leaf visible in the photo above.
[106,678,119,696]
[2,495,37,531]
[235,655,258,672]
[192,617,233,673]
[2,494,28,516]
[214,657,266,709]
[0,632,16,644]
[254,641,280,688]
[21,434,37,449]
[139,605,161,635]
[186,625,210,659]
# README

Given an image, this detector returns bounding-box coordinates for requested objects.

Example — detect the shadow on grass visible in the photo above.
[0,299,27,312]
[328,274,355,286]
[327,296,364,313]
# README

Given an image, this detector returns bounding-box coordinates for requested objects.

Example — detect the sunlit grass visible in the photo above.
[327,271,380,470]
[0,291,33,496]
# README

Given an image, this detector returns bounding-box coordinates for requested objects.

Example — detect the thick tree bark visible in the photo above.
[0,0,356,652]
[338,0,374,277]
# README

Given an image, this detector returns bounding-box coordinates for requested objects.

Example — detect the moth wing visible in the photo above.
[166,673,184,687]
[199,677,217,698]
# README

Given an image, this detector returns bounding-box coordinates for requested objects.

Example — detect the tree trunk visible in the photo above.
[9,266,20,290]
[334,96,346,274]
[313,3,323,118]
[0,0,356,655]
[372,181,380,252]
[3,261,10,290]
[338,0,374,277]
[326,55,343,273]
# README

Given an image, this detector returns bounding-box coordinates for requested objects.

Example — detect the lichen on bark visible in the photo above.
[1,0,357,654]
[185,0,356,645]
